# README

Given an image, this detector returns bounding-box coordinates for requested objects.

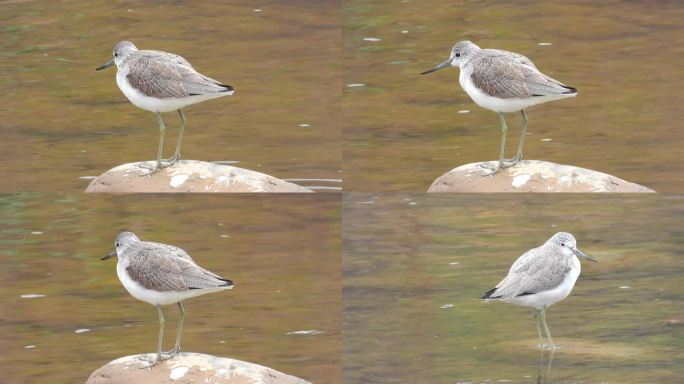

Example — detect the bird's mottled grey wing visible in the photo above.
[125,244,188,292]
[489,49,538,70]
[146,241,194,262]
[126,53,230,99]
[471,51,574,99]
[470,53,532,99]
[147,50,195,69]
[177,260,232,290]
[492,247,570,298]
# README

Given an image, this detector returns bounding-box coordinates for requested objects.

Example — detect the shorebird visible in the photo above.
[481,232,595,350]
[421,41,577,175]
[102,231,234,367]
[96,41,234,175]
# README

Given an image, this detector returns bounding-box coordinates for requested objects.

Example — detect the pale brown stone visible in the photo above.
[85,160,312,193]
[428,160,655,193]
[86,353,311,384]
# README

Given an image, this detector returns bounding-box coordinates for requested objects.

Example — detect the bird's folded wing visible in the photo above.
[470,55,531,99]
[126,55,187,98]
[495,248,570,297]
[126,246,188,292]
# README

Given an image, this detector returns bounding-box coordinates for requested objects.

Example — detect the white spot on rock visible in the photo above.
[74,328,90,334]
[541,138,552,142]
[440,304,454,309]
[457,110,470,114]
[25,345,36,349]
[170,366,189,380]
[538,42,552,46]
[347,83,365,87]
[511,174,531,188]
[619,286,630,289]
[363,37,381,42]
[169,174,189,188]
[31,231,43,235]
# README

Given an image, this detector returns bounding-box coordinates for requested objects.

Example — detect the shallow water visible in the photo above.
[343,0,684,192]
[0,194,341,383]
[343,194,683,383]
[0,0,341,192]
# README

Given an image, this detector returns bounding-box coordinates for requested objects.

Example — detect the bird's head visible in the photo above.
[102,231,140,260]
[420,40,480,75]
[550,232,596,262]
[96,41,138,71]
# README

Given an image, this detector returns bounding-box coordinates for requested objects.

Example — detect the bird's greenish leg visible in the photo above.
[534,308,545,349]
[541,306,556,350]
[139,112,166,176]
[138,305,165,368]
[482,112,508,175]
[161,302,184,358]
[162,109,185,165]
[505,109,527,164]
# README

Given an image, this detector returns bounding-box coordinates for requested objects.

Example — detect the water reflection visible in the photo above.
[536,349,555,384]
[343,194,683,383]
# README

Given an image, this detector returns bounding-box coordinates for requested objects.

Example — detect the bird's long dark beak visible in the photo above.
[574,248,596,262]
[420,58,451,75]
[101,250,116,260]
[95,57,115,71]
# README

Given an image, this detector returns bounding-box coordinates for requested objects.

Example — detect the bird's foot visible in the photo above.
[480,160,516,176]
[160,347,180,360]
[138,162,161,176]
[503,155,523,165]
[161,154,181,166]
[136,353,161,369]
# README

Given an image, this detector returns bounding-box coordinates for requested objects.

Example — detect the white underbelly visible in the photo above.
[459,70,574,113]
[115,71,228,113]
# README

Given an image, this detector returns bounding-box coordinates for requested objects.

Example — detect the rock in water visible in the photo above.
[428,160,655,193]
[85,160,312,193]
[86,352,312,384]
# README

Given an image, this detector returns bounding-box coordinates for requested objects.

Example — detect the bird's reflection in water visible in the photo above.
[536,348,555,384]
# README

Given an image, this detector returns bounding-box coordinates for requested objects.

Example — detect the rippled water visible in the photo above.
[0,194,341,383]
[1,1,341,192]
[343,194,683,383]
[343,0,684,192]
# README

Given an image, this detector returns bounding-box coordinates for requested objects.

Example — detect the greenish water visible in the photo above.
[0,0,341,192]
[0,194,341,383]
[343,194,683,383]
[343,0,684,192]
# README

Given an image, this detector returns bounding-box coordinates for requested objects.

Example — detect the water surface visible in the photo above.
[0,194,341,383]
[1,0,341,192]
[343,194,683,383]
[343,0,684,192]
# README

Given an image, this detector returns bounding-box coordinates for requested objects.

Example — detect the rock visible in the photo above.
[428,160,655,193]
[86,352,312,384]
[85,160,312,193]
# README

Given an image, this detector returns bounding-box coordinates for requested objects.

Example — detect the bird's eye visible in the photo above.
[114,53,118,57]
[455,52,461,57]
[561,243,565,247]
[116,242,120,247]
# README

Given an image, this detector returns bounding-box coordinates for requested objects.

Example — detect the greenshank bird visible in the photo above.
[421,41,577,175]
[481,232,595,350]
[102,231,234,367]
[96,41,234,175]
